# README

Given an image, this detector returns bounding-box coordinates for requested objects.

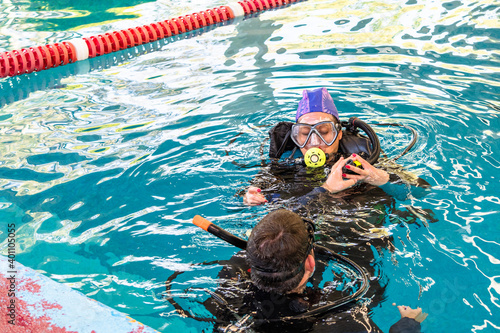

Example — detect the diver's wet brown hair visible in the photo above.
[246,209,310,294]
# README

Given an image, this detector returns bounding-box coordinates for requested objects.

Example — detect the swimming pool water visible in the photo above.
[0,0,499,332]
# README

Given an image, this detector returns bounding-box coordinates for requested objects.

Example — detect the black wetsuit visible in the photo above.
[245,158,437,275]
[203,251,422,333]
[212,158,434,332]
[252,157,435,219]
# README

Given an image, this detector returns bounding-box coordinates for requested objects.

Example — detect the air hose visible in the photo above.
[372,123,418,161]
[0,1,305,78]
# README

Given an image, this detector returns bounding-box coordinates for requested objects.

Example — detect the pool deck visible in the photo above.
[0,255,159,332]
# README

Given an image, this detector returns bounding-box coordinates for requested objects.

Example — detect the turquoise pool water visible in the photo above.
[0,0,499,332]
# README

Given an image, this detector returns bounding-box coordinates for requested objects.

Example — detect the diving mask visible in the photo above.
[291,121,340,148]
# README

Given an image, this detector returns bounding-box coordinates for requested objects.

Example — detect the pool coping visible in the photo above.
[0,255,159,332]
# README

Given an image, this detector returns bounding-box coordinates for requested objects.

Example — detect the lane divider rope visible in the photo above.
[0,0,301,78]
[0,24,227,108]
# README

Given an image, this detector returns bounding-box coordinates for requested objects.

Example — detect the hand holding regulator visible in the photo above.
[342,159,363,176]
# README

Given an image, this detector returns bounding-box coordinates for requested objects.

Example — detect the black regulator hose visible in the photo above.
[291,244,369,320]
[372,122,418,161]
[346,117,382,165]
[342,118,418,163]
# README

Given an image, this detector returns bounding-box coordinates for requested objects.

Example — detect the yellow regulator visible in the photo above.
[304,148,326,168]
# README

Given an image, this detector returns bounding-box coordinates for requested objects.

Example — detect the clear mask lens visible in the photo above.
[291,121,338,148]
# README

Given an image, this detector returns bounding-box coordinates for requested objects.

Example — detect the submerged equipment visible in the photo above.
[192,215,370,328]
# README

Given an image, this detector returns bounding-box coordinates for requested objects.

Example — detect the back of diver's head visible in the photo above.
[246,209,310,294]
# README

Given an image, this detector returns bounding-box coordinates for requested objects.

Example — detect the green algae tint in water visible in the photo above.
[0,0,499,332]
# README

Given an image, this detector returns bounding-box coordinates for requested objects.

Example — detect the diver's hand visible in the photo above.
[344,154,389,186]
[322,157,357,193]
[394,304,428,323]
[243,186,267,205]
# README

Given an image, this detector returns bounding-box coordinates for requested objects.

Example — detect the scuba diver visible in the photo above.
[239,86,437,257]
[195,209,428,332]
[243,87,433,208]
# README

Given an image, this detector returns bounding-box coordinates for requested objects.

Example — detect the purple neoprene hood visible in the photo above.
[295,87,339,122]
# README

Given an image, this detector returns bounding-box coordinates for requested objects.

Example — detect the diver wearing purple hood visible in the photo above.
[244,87,390,206]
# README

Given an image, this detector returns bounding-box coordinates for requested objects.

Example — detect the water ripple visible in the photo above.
[0,0,499,331]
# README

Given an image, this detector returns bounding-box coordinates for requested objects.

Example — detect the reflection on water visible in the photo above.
[0,0,499,332]
[3,0,155,31]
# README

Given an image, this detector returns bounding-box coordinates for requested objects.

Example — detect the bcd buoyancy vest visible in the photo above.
[268,117,381,166]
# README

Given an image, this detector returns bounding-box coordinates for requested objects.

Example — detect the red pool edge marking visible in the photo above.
[0,256,160,332]
[0,274,77,332]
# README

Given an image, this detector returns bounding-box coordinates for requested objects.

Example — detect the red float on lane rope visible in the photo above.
[98,34,111,55]
[6,51,20,76]
[200,11,214,25]
[128,28,143,46]
[150,23,164,40]
[179,16,193,31]
[0,52,11,77]
[105,32,120,52]
[30,46,44,71]
[247,1,258,13]
[38,45,52,69]
[54,43,69,65]
[136,26,150,44]
[144,25,158,42]
[24,49,36,73]
[47,44,61,68]
[12,50,27,75]
[62,42,77,63]
[238,2,251,15]
[194,12,207,27]
[215,7,228,21]
[120,29,134,48]
[207,9,221,24]
[113,30,127,50]
[171,18,186,34]
[83,37,96,58]
[157,21,172,37]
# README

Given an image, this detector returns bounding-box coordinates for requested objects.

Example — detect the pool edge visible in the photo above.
[0,255,159,332]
